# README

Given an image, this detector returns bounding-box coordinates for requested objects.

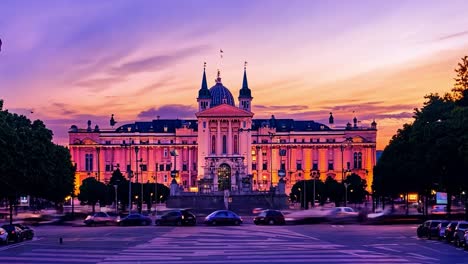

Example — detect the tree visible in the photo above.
[344,173,368,204]
[324,176,342,206]
[107,169,129,211]
[78,177,107,213]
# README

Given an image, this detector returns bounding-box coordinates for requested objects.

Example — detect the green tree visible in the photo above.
[107,169,129,211]
[324,176,342,206]
[78,177,107,213]
[344,173,368,204]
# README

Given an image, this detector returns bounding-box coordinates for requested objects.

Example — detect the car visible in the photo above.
[436,221,451,240]
[431,205,447,215]
[254,209,285,225]
[117,213,152,226]
[1,224,25,243]
[84,212,115,226]
[464,230,468,250]
[327,207,359,223]
[13,224,34,240]
[204,210,242,226]
[452,221,468,247]
[155,210,196,226]
[444,221,459,242]
[0,228,8,245]
[416,220,444,239]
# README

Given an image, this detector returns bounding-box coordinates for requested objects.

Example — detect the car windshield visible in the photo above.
[458,224,468,229]
[430,222,441,227]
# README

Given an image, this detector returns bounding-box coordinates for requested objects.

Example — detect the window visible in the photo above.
[252,163,257,170]
[105,164,113,172]
[182,164,187,171]
[261,139,268,143]
[280,161,286,170]
[294,139,297,143]
[203,121,206,128]
[312,162,318,171]
[328,161,334,170]
[193,162,197,171]
[165,164,171,171]
[170,140,174,144]
[262,162,268,170]
[85,154,93,172]
[163,175,168,182]
[347,162,350,170]
[296,161,302,171]
[159,164,164,172]
[126,164,131,173]
[302,139,305,143]
[105,140,111,145]
[354,152,362,169]
[140,164,147,171]
[280,139,287,143]
[211,135,216,154]
[243,121,246,128]
[222,135,227,154]
[163,148,168,157]
[310,138,313,143]
[233,135,238,154]
[182,140,187,144]
[262,150,267,156]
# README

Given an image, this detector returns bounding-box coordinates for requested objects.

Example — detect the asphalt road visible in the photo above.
[0,223,466,264]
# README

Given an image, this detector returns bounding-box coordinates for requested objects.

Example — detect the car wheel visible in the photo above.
[212,221,217,226]
[234,220,240,226]
[268,219,275,225]
[176,221,182,226]
[455,237,460,247]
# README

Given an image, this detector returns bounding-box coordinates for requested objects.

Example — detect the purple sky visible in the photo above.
[1,0,468,149]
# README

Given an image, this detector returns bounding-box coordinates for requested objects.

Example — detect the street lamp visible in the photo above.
[135,146,144,213]
[344,183,350,207]
[152,175,158,216]
[268,132,275,190]
[113,184,118,215]
[311,170,320,207]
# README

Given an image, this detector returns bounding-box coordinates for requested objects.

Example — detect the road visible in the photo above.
[0,223,466,264]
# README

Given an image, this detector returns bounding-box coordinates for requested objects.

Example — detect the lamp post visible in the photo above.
[152,175,158,216]
[344,183,350,207]
[135,146,144,213]
[311,170,319,207]
[268,132,275,190]
[113,184,118,215]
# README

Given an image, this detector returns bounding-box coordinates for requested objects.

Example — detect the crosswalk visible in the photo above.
[0,226,424,264]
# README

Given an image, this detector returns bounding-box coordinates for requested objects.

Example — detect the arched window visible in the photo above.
[211,135,216,154]
[353,152,358,169]
[353,152,362,169]
[222,135,227,154]
[233,135,238,154]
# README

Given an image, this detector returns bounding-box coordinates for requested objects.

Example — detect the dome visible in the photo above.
[209,82,235,107]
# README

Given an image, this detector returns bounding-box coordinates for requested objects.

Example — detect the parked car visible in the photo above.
[204,210,242,226]
[117,213,152,226]
[444,221,459,242]
[13,224,34,240]
[436,221,451,240]
[418,220,444,239]
[1,224,24,243]
[452,221,468,247]
[464,230,468,250]
[84,212,115,226]
[0,228,8,245]
[431,205,447,215]
[254,209,285,225]
[155,210,196,226]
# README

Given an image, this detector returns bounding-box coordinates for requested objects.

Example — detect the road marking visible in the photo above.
[0,238,42,251]
[407,253,438,260]
[374,246,402,253]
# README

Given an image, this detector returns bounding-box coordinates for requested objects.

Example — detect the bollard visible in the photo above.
[59,237,63,244]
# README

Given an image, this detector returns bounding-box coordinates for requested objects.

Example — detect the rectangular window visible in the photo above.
[280,139,287,143]
[85,154,93,172]
[140,164,147,171]
[182,164,187,171]
[312,162,318,171]
[280,161,286,171]
[159,164,164,172]
[164,148,168,157]
[203,121,206,128]
[182,140,188,144]
[302,139,305,143]
[105,164,112,172]
[193,162,197,171]
[262,150,267,156]
[166,164,171,171]
[347,162,350,170]
[328,161,334,170]
[105,141,111,145]
[252,163,257,170]
[294,139,297,143]
[296,161,302,171]
[261,139,268,143]
[126,164,131,173]
[262,162,268,170]
[163,175,168,183]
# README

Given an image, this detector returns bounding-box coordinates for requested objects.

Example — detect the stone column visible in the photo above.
[217,120,221,155]
[228,119,232,155]
[188,147,192,187]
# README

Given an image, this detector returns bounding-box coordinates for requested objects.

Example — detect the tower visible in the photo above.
[238,63,253,112]
[197,63,211,111]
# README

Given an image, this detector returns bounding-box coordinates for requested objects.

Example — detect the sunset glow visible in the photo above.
[2,0,468,150]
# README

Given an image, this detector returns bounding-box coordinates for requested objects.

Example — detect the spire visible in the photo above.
[201,62,208,90]
[242,61,249,89]
[239,61,252,98]
[198,62,211,99]
[215,69,222,84]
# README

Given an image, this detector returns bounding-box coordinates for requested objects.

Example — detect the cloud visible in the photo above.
[253,104,309,111]
[75,76,127,92]
[437,30,468,41]
[137,104,198,120]
[109,45,210,76]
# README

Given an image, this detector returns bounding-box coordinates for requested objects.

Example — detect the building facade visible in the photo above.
[69,66,377,195]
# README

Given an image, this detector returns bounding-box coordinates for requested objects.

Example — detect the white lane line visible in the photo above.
[407,253,438,260]
[373,246,402,253]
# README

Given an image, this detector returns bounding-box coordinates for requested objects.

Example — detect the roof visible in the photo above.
[196,104,254,118]
[252,119,330,132]
[115,119,198,133]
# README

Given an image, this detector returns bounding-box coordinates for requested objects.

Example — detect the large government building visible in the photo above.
[69,66,377,195]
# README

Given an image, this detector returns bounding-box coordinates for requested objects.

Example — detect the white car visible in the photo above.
[0,228,8,245]
[327,207,359,222]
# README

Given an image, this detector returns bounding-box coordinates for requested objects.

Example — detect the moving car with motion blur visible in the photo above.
[0,228,8,245]
[254,209,285,225]
[13,224,34,240]
[1,224,25,243]
[155,209,196,226]
[84,212,115,226]
[117,213,152,226]
[204,210,242,226]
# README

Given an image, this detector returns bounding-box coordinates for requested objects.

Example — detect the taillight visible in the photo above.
[11,231,15,234]
[0,231,4,235]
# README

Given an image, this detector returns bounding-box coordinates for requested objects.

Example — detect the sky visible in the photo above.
[1,0,468,150]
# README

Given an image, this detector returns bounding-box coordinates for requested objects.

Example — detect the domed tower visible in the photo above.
[197,64,211,111]
[209,70,235,107]
[238,63,252,112]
